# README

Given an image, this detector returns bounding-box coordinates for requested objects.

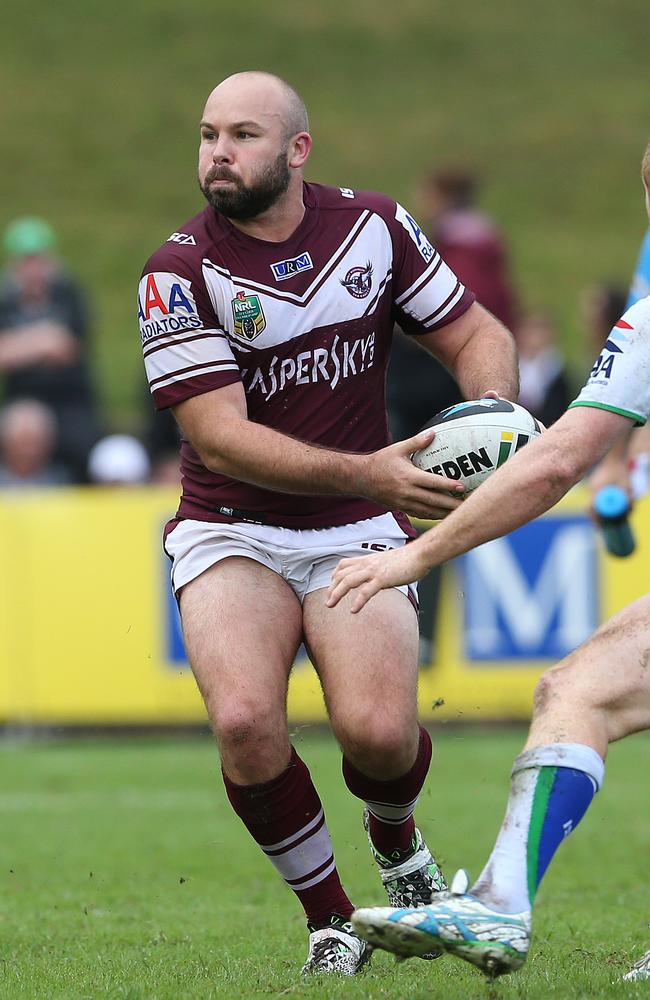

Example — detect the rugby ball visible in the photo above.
[412,398,543,493]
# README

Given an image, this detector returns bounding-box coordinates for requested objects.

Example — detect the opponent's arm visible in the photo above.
[327,405,633,611]
[173,382,466,519]
[412,301,519,401]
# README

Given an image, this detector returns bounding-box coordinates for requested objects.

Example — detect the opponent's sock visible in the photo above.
[472,742,605,913]
[223,747,353,926]
[342,726,432,860]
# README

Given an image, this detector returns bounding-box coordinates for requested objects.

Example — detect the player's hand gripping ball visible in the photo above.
[412,398,543,494]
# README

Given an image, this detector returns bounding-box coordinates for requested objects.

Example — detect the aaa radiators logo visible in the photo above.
[138,272,202,343]
[231,290,267,341]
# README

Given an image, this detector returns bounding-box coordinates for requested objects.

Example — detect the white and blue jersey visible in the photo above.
[569,295,650,426]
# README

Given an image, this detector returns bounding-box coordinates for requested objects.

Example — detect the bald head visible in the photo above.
[205,71,309,141]
[198,70,313,224]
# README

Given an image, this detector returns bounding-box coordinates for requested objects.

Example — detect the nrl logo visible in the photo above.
[231,290,266,341]
[341,261,373,299]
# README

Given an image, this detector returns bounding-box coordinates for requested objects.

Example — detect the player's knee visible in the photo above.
[532,669,559,718]
[337,711,416,776]
[532,662,580,719]
[212,702,281,760]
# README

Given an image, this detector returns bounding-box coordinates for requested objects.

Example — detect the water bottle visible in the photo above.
[593,485,636,558]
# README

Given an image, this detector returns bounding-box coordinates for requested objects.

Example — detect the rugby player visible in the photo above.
[328,139,650,980]
[138,71,518,974]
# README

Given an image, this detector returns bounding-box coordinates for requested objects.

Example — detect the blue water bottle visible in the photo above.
[593,485,636,558]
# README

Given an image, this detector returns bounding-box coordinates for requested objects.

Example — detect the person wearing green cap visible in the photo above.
[0,216,101,480]
[3,217,57,259]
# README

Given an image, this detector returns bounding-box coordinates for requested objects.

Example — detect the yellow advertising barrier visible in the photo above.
[0,487,647,725]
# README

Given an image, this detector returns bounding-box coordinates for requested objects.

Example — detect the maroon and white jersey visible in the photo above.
[139,182,474,528]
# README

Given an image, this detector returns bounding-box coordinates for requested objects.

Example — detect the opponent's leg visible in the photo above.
[303,588,446,921]
[525,593,650,755]
[474,594,650,916]
[353,595,650,975]
[180,558,361,971]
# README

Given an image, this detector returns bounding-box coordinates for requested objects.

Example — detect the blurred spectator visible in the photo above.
[386,336,461,443]
[88,434,151,485]
[0,399,71,487]
[420,167,519,331]
[143,396,182,485]
[388,167,520,443]
[150,451,181,485]
[516,310,573,427]
[0,217,101,481]
[387,169,520,666]
[580,283,627,359]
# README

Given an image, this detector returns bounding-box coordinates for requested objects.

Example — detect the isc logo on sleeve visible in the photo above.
[137,272,203,342]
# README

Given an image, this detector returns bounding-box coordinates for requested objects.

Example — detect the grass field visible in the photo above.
[2,0,649,422]
[1,728,648,999]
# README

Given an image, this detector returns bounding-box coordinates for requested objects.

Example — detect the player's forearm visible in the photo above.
[415,429,582,569]
[451,314,519,401]
[197,416,369,497]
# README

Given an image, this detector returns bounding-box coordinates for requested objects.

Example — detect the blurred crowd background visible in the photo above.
[1,0,647,494]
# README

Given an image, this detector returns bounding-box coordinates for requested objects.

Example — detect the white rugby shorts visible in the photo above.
[164,512,418,607]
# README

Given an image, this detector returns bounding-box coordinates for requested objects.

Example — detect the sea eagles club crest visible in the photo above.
[341,262,373,299]
[231,290,266,341]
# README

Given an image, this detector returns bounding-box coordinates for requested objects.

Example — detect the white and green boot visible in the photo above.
[363,809,447,959]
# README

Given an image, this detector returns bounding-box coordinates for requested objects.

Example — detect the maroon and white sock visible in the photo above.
[222,747,353,927]
[342,725,432,858]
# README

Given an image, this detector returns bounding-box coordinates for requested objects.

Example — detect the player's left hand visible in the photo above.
[326,543,430,613]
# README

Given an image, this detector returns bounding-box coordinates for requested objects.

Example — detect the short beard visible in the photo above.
[199,151,291,221]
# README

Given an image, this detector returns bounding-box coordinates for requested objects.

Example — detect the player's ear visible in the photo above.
[288,132,312,169]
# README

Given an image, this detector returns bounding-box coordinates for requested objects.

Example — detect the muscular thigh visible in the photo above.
[179,557,303,747]
[302,587,420,753]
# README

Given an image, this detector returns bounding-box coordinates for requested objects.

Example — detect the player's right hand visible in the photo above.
[358,428,465,519]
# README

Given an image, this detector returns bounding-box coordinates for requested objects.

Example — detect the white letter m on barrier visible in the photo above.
[462,522,598,659]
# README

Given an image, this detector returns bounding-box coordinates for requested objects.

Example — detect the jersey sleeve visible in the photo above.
[388,201,475,334]
[569,296,650,426]
[138,250,241,410]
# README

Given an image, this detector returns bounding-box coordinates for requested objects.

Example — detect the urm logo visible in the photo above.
[270,252,314,281]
